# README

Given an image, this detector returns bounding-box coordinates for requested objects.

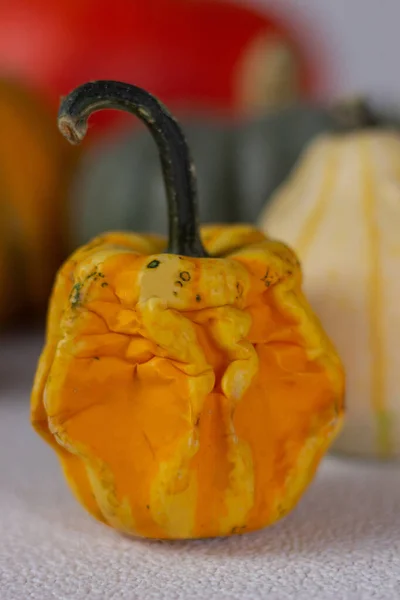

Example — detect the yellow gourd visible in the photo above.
[259,126,400,460]
[31,80,344,539]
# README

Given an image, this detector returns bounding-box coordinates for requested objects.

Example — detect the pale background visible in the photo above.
[251,0,399,106]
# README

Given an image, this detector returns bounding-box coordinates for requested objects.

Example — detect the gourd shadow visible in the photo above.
[135,456,400,559]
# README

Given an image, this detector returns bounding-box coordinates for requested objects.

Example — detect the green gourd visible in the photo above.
[68,99,398,247]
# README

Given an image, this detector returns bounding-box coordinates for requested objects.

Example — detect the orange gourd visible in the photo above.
[0,79,76,323]
[31,81,345,539]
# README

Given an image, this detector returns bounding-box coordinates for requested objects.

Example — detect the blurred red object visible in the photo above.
[0,0,320,137]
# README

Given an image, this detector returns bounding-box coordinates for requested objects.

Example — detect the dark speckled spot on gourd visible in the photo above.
[147,259,160,269]
[70,282,83,306]
[179,271,191,282]
[262,269,271,287]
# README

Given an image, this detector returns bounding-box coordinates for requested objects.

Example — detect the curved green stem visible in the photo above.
[58,80,208,257]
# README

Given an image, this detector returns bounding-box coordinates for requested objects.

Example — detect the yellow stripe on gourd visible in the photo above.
[295,140,340,258]
[360,137,392,458]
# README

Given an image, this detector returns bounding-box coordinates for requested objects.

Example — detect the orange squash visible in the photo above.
[0,78,76,322]
[31,81,344,539]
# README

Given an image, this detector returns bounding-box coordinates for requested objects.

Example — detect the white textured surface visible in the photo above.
[1,334,399,600]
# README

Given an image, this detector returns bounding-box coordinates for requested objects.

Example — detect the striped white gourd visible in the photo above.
[258,129,400,460]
